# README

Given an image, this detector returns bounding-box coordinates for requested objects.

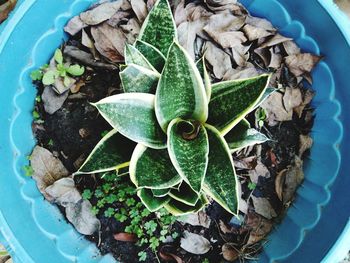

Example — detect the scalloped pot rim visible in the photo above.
[0,0,348,263]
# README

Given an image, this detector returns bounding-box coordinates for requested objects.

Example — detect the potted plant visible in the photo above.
[0,0,348,262]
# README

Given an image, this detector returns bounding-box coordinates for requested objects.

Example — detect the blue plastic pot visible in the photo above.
[0,0,349,262]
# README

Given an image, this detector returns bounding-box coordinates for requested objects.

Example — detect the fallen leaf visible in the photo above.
[245,16,275,31]
[178,211,211,228]
[64,16,87,35]
[299,134,313,157]
[285,53,322,77]
[260,34,292,48]
[254,48,270,67]
[91,22,126,62]
[30,146,69,201]
[242,24,273,41]
[180,231,211,255]
[178,20,206,59]
[159,246,184,263]
[294,89,315,117]
[64,46,118,70]
[45,177,82,206]
[269,48,282,69]
[251,196,277,219]
[231,44,250,67]
[245,212,273,245]
[66,199,100,235]
[223,63,260,80]
[107,10,130,27]
[219,220,234,234]
[248,161,270,184]
[81,29,94,49]
[204,41,232,79]
[205,30,247,49]
[233,156,257,170]
[80,1,124,25]
[0,0,17,24]
[282,40,300,56]
[42,87,69,115]
[113,233,138,242]
[283,87,303,113]
[261,91,292,125]
[283,156,304,204]
[130,0,148,23]
[222,243,239,262]
[174,0,188,26]
[275,169,287,201]
[204,0,239,12]
[204,12,245,33]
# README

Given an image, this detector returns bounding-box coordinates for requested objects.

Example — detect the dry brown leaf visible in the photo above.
[275,169,287,201]
[282,40,301,56]
[260,33,292,48]
[233,156,257,170]
[245,16,275,31]
[251,196,277,220]
[283,156,304,204]
[204,41,232,79]
[283,87,303,113]
[42,87,69,115]
[159,246,184,263]
[66,199,100,235]
[231,44,250,67]
[269,48,282,69]
[45,177,82,206]
[64,16,87,35]
[245,212,273,245]
[64,46,118,70]
[113,232,138,242]
[178,20,206,59]
[107,10,130,27]
[120,18,141,43]
[299,135,313,157]
[294,89,315,117]
[204,12,245,32]
[80,1,124,25]
[130,0,148,23]
[248,161,270,184]
[205,30,247,49]
[174,0,187,26]
[242,24,274,41]
[254,48,270,67]
[30,146,69,201]
[222,243,239,262]
[91,22,125,62]
[204,0,239,12]
[0,0,16,24]
[178,211,211,228]
[285,53,322,77]
[261,91,293,125]
[81,29,94,49]
[223,63,260,80]
[180,231,211,255]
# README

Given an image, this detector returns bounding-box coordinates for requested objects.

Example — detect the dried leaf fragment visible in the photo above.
[251,196,277,219]
[222,243,239,262]
[80,1,124,25]
[180,231,211,255]
[285,53,322,77]
[45,177,82,206]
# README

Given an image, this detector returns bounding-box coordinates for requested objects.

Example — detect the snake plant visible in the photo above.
[76,0,272,216]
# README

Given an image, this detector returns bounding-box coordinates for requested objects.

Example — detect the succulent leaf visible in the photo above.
[124,44,156,71]
[155,42,208,130]
[130,144,182,189]
[225,120,269,152]
[167,118,209,193]
[152,188,171,197]
[168,182,199,206]
[134,40,166,72]
[120,64,160,94]
[138,188,171,212]
[208,74,270,135]
[93,93,166,149]
[75,130,135,175]
[138,0,177,56]
[196,57,211,100]
[203,124,239,215]
[164,194,208,216]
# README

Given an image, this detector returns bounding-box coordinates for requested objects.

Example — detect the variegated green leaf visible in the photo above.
[225,120,269,152]
[208,74,270,135]
[134,40,166,72]
[138,188,170,212]
[120,64,160,94]
[138,0,177,56]
[93,93,166,149]
[155,42,208,130]
[124,44,155,71]
[130,144,182,189]
[196,57,211,100]
[164,194,208,216]
[203,124,239,215]
[75,130,134,175]
[152,188,171,197]
[167,118,209,193]
[168,182,199,206]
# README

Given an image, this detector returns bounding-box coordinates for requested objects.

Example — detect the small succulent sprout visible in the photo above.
[77,0,273,216]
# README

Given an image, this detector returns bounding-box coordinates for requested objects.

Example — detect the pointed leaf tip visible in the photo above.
[156,42,208,131]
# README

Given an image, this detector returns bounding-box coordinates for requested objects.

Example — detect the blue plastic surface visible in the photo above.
[0,0,349,263]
